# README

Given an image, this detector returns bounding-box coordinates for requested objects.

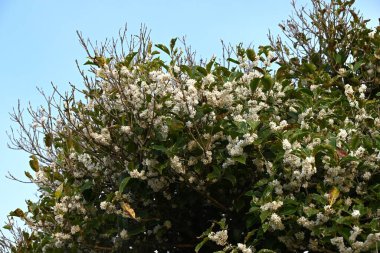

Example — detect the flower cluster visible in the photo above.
[4,22,380,253]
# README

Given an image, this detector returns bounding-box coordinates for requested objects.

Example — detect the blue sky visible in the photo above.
[0,0,379,227]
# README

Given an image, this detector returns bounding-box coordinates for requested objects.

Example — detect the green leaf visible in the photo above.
[298,87,314,97]
[84,60,96,66]
[80,180,93,192]
[55,183,64,199]
[227,58,240,65]
[247,120,260,131]
[9,208,25,218]
[254,178,269,188]
[336,216,354,225]
[167,118,184,132]
[260,210,271,223]
[2,225,12,230]
[196,66,207,76]
[127,223,146,236]
[195,237,209,253]
[44,133,53,147]
[224,174,237,186]
[155,44,170,55]
[29,155,39,172]
[151,145,167,153]
[207,166,222,181]
[304,207,319,217]
[353,61,363,72]
[280,198,299,215]
[170,38,177,52]
[253,66,265,75]
[334,54,342,64]
[246,49,256,61]
[302,63,317,73]
[244,229,257,243]
[232,155,246,164]
[180,65,192,76]
[215,66,230,76]
[24,171,34,180]
[119,177,131,193]
[124,52,138,66]
[250,78,260,92]
[206,57,216,73]
[261,223,270,233]
[261,74,273,91]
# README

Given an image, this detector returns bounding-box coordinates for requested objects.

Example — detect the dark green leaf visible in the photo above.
[84,60,96,66]
[195,237,209,253]
[232,155,246,164]
[227,58,240,65]
[24,171,33,180]
[250,78,260,92]
[119,177,131,193]
[206,57,216,73]
[224,174,237,186]
[155,44,170,55]
[2,225,12,230]
[246,49,256,61]
[44,133,53,147]
[170,38,177,52]
[260,210,271,223]
[196,66,207,76]
[261,75,273,91]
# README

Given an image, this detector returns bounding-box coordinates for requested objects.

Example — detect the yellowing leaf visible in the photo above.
[120,201,137,219]
[9,208,25,218]
[55,183,64,199]
[328,187,340,206]
[29,155,39,172]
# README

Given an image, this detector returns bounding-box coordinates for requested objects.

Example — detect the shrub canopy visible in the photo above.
[2,0,380,252]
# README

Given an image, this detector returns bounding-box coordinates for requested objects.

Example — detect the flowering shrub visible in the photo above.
[2,1,380,253]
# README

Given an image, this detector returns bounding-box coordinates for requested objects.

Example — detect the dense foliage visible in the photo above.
[1,0,379,252]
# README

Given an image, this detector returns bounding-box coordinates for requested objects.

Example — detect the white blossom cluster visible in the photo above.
[208,230,228,246]
[16,40,380,253]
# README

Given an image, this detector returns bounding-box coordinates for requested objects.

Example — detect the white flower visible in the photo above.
[70,225,80,234]
[358,84,367,93]
[208,230,228,246]
[354,146,365,158]
[282,139,292,151]
[338,68,347,76]
[129,169,147,180]
[100,201,108,210]
[269,213,285,230]
[120,229,128,240]
[349,226,362,242]
[337,129,348,140]
[352,209,360,218]
[237,243,252,253]
[310,84,319,91]
[170,156,186,174]
[260,200,283,211]
[362,172,371,181]
[120,126,132,135]
[344,84,354,97]
[173,65,180,73]
[202,74,215,85]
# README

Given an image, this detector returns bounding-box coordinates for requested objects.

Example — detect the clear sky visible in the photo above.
[0,0,379,228]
